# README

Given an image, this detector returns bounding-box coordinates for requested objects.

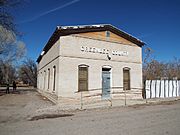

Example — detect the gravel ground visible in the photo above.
[0,88,180,135]
[0,88,53,123]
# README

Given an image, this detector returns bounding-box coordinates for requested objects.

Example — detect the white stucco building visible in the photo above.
[37,24,145,106]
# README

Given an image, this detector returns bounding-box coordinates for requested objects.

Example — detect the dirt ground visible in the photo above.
[0,88,180,135]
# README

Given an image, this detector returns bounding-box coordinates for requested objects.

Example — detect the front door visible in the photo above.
[102,69,111,99]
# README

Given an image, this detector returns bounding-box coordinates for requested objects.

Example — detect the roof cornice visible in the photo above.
[37,24,145,63]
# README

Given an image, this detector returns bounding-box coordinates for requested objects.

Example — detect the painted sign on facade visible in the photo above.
[81,46,128,56]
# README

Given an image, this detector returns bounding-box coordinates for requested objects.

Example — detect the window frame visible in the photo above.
[123,67,131,90]
[53,66,56,91]
[48,68,50,90]
[44,70,46,90]
[78,65,89,92]
[105,31,110,37]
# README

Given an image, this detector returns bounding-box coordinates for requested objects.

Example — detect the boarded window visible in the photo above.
[44,70,46,89]
[78,66,88,92]
[48,68,50,89]
[123,68,130,90]
[53,66,56,91]
[41,72,43,89]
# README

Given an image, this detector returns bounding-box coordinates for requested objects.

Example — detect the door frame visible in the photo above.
[102,65,112,99]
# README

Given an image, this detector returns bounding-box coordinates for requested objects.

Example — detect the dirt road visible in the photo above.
[0,88,180,135]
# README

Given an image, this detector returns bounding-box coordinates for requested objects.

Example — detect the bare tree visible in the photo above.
[144,60,165,80]
[18,59,37,87]
[143,46,154,80]
[0,0,23,32]
[0,59,16,84]
[143,58,180,80]
[143,47,154,64]
[0,0,26,84]
[0,0,26,61]
[165,57,180,79]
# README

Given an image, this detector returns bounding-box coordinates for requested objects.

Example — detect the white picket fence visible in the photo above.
[145,80,180,99]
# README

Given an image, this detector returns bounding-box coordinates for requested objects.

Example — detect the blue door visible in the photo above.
[102,71,111,99]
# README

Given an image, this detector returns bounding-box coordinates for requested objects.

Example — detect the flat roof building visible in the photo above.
[37,24,145,108]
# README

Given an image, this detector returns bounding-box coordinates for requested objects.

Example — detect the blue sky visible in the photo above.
[13,0,180,62]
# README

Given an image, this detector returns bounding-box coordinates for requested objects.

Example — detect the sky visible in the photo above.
[13,0,180,62]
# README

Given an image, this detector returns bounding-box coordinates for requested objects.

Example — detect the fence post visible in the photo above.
[155,80,157,98]
[109,98,112,107]
[145,82,148,104]
[168,80,170,97]
[178,81,180,96]
[150,80,152,98]
[124,87,127,106]
[143,80,146,99]
[164,80,166,98]
[110,89,112,107]
[144,80,148,103]
[176,80,178,97]
[172,80,174,97]
[159,80,161,98]
[146,95,148,103]
[80,91,83,109]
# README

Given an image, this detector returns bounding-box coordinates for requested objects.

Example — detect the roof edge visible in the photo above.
[37,24,145,63]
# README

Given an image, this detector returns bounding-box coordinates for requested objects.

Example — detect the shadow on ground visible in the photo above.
[29,113,74,121]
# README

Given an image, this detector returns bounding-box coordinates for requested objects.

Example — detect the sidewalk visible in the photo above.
[32,96,180,117]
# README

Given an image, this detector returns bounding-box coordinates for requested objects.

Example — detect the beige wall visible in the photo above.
[59,35,142,97]
[59,56,142,97]
[37,38,60,96]
[60,35,142,64]
[38,38,60,69]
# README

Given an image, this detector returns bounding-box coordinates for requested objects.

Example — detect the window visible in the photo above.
[44,70,46,90]
[37,73,39,88]
[41,72,42,89]
[123,68,130,90]
[48,68,50,90]
[106,31,110,37]
[78,65,88,92]
[53,66,56,91]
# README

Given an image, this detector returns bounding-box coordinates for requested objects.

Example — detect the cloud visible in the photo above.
[18,0,80,24]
